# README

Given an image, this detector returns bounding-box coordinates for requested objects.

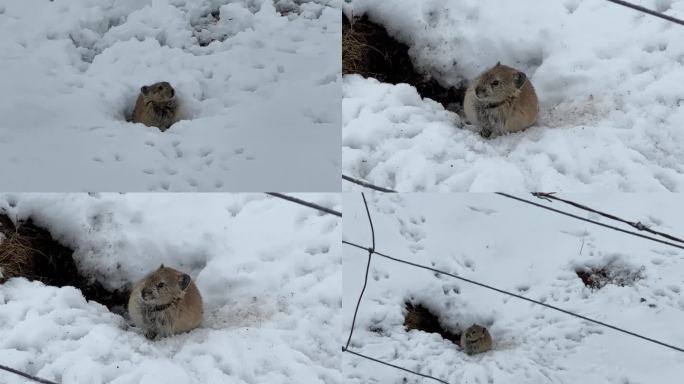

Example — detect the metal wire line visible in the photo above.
[342,174,397,193]
[343,192,376,351]
[361,192,375,251]
[265,192,341,217]
[604,0,684,26]
[496,193,684,251]
[344,348,450,384]
[0,364,60,384]
[532,192,684,244]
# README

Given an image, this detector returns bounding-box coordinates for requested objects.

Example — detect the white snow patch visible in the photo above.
[0,0,341,191]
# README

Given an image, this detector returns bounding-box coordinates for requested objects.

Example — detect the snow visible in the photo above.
[0,192,341,384]
[0,0,341,191]
[342,0,684,192]
[343,192,684,383]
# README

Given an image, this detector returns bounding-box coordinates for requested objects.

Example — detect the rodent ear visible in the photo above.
[141,86,150,95]
[513,71,527,89]
[158,264,165,271]
[179,273,191,290]
[495,61,501,67]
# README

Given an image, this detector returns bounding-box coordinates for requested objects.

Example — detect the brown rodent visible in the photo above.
[131,81,178,131]
[460,324,492,355]
[128,265,202,340]
[463,63,538,138]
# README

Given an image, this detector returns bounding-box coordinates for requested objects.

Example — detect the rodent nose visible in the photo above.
[169,89,174,97]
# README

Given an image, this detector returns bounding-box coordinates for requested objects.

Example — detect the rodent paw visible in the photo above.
[144,330,158,340]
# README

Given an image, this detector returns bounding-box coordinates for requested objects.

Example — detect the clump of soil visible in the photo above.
[0,213,129,313]
[403,302,461,345]
[576,262,644,290]
[192,8,222,47]
[342,13,466,109]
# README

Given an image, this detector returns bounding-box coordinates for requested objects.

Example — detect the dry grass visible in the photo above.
[342,14,393,80]
[0,230,41,282]
[343,16,370,76]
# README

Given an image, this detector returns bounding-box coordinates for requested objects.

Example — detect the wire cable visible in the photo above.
[496,193,684,250]
[342,175,397,193]
[343,348,450,384]
[604,0,684,26]
[532,192,684,244]
[0,364,60,384]
[265,192,341,217]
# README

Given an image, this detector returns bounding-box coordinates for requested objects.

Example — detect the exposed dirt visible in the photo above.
[0,213,129,313]
[576,264,644,290]
[403,302,461,345]
[343,13,465,109]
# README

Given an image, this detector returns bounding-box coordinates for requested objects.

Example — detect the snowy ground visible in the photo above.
[0,0,341,191]
[343,193,684,383]
[0,193,341,384]
[342,0,684,192]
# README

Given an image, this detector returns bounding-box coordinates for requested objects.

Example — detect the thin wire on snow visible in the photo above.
[342,175,397,193]
[604,0,684,26]
[0,364,60,384]
[265,192,341,217]
[343,192,374,352]
[531,192,684,244]
[496,193,684,251]
[344,348,450,384]
[342,193,684,384]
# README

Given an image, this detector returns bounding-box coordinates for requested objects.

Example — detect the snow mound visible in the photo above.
[0,0,341,191]
[342,0,684,192]
[0,193,341,384]
[343,193,684,383]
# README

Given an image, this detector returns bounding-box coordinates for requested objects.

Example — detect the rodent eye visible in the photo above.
[491,80,500,87]
[157,282,165,289]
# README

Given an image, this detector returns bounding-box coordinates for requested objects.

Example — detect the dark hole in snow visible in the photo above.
[576,263,644,290]
[0,213,129,315]
[343,14,465,109]
[403,302,461,345]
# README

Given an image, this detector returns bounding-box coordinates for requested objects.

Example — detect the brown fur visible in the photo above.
[463,63,538,138]
[131,82,178,131]
[128,265,202,340]
[460,324,492,355]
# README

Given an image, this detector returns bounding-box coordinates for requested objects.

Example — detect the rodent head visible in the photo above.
[140,82,175,103]
[473,62,527,103]
[139,264,192,304]
[464,324,488,341]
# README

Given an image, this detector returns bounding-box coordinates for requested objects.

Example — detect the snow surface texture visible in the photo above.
[342,0,684,192]
[343,193,684,383]
[0,193,341,384]
[0,0,341,191]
